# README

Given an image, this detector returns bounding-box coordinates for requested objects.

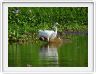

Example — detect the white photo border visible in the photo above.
[0,1,2,72]
[94,1,96,72]
[2,2,94,73]
[2,0,95,2]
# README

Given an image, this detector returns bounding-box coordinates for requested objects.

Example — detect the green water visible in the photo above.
[8,34,88,67]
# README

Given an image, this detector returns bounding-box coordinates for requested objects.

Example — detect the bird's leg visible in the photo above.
[47,37,49,42]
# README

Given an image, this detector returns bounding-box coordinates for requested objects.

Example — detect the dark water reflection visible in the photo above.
[8,34,88,67]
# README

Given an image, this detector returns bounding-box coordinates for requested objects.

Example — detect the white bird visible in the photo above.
[38,24,58,42]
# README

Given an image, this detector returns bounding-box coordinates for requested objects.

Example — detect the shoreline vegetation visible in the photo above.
[8,7,88,43]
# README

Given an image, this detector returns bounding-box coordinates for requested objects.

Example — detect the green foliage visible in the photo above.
[8,7,88,41]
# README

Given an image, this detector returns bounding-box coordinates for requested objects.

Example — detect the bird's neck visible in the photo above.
[55,27,57,34]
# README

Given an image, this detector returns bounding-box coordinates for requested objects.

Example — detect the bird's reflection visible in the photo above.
[39,43,60,66]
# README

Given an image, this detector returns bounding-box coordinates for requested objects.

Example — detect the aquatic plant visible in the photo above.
[8,7,88,42]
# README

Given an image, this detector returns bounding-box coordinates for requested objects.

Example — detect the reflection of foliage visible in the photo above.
[8,7,88,42]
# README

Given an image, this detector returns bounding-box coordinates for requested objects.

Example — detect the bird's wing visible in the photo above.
[38,30,54,38]
[39,30,48,38]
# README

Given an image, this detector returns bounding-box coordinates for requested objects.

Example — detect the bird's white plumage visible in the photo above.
[38,26,57,41]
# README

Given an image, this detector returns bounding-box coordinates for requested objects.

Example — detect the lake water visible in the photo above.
[8,33,88,67]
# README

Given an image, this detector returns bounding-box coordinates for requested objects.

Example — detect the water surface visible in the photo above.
[8,33,88,67]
